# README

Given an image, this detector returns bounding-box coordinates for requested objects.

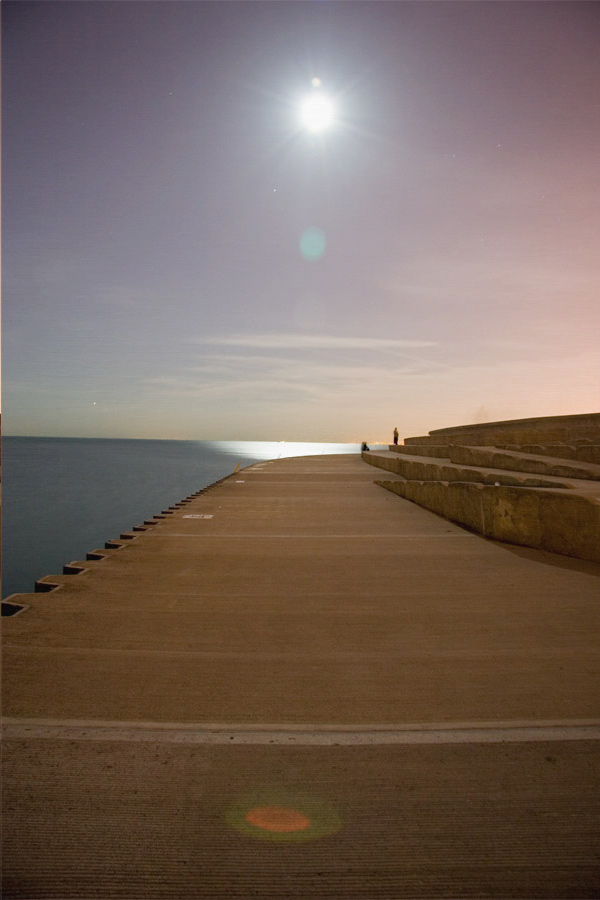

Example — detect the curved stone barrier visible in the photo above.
[362,450,569,489]
[429,412,600,447]
[376,479,600,563]
[497,444,600,465]
[450,445,600,482]
[395,442,600,466]
[389,444,451,458]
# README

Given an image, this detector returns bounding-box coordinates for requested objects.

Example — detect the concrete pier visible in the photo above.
[3,453,599,898]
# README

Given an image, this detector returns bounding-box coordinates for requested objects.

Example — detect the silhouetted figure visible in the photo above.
[393,427,399,445]
[361,441,370,452]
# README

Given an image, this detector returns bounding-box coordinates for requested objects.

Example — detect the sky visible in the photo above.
[2,1,599,442]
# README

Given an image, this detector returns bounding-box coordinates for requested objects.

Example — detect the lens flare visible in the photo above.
[225,787,342,843]
[300,227,326,261]
[245,806,311,833]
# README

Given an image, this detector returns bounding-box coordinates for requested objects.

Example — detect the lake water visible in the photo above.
[1,437,360,599]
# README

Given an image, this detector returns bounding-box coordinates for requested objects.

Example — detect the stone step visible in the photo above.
[496,444,600,465]
[399,413,600,450]
[389,444,451,458]
[428,412,600,447]
[451,446,600,482]
[363,450,572,490]
[375,479,600,563]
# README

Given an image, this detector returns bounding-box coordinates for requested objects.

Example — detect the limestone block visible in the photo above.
[428,413,600,447]
[376,480,600,563]
[450,445,600,481]
[364,451,568,489]
[391,445,451,458]
[577,446,600,464]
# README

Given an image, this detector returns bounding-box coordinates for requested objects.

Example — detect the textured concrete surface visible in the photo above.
[4,738,599,899]
[3,454,600,898]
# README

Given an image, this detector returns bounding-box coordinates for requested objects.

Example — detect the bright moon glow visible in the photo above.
[300,93,335,132]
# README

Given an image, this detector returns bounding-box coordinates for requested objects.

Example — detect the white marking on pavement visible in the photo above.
[7,645,592,660]
[144,533,476,538]
[3,718,599,745]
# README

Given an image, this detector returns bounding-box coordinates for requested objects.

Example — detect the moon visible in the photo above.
[300,93,335,133]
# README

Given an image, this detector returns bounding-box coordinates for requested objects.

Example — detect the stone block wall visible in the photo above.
[376,479,600,563]
[369,412,600,563]
[427,412,600,448]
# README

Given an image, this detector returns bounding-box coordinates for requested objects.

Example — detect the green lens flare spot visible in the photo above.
[225,787,342,843]
[245,805,311,833]
[300,227,326,261]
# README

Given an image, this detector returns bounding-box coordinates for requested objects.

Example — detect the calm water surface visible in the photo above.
[1,437,359,598]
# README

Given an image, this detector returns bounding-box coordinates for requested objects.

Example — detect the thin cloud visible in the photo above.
[140,354,430,405]
[198,333,437,350]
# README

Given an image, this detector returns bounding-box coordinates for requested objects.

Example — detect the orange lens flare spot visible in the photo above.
[245,805,311,833]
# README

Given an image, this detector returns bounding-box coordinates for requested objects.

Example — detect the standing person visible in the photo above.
[393,427,399,446]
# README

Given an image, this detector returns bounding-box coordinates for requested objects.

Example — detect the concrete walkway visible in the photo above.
[3,454,599,898]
